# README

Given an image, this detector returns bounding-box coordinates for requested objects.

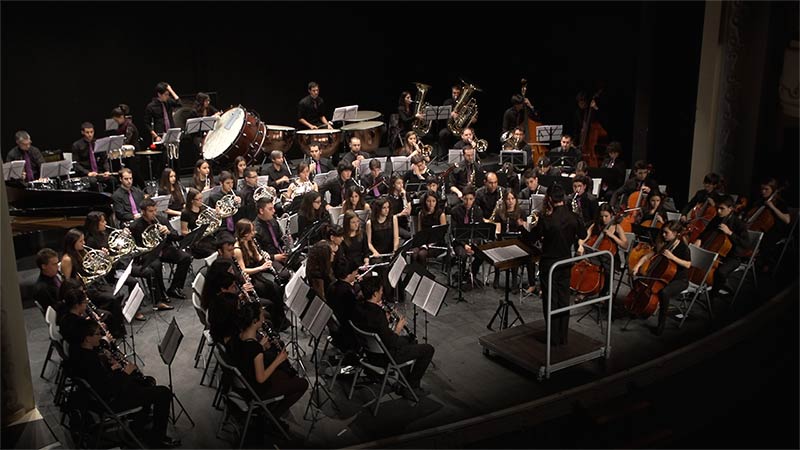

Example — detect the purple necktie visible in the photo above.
[373,180,380,197]
[54,275,61,289]
[161,102,170,132]
[88,141,98,173]
[23,151,34,180]
[227,216,235,232]
[128,190,139,215]
[267,222,281,251]
[316,161,321,174]
[464,209,469,224]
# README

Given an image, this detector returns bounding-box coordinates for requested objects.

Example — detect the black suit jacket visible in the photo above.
[352,301,401,353]
[33,274,60,311]
[71,138,108,176]
[112,186,146,223]
[6,146,45,179]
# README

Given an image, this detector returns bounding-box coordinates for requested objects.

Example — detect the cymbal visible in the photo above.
[136,150,162,155]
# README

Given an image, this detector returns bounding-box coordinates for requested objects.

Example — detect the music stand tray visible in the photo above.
[500,150,526,167]
[448,149,464,166]
[185,116,218,134]
[159,317,194,426]
[40,160,72,180]
[3,161,24,180]
[536,125,563,142]
[332,105,358,123]
[476,239,533,330]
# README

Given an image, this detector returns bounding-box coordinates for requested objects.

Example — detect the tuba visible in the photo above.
[412,82,433,136]
[216,193,239,218]
[447,81,481,135]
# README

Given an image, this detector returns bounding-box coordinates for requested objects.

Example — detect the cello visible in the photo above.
[688,215,733,286]
[570,211,623,296]
[520,79,547,166]
[624,237,681,317]
[578,89,607,168]
[619,183,647,233]
[627,195,666,272]
[685,196,717,243]
[743,185,784,233]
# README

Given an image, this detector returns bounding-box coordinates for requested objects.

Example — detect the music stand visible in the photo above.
[302,297,338,422]
[185,116,218,134]
[538,175,573,194]
[331,105,358,124]
[113,260,134,297]
[150,194,170,213]
[448,149,464,166]
[406,269,448,344]
[3,161,24,180]
[121,283,146,366]
[105,118,118,132]
[95,135,124,159]
[476,239,533,330]
[40,160,72,181]
[500,150,526,167]
[389,156,410,174]
[536,125,563,142]
[158,317,194,426]
[178,223,207,251]
[450,222,496,303]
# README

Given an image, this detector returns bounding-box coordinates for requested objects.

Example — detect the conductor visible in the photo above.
[518,184,586,346]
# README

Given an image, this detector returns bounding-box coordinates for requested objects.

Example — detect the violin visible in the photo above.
[570,211,623,296]
[623,237,682,317]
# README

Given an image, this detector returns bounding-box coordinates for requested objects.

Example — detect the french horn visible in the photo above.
[197,204,222,236]
[216,193,239,218]
[141,224,165,249]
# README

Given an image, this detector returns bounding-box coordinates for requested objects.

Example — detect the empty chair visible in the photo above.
[676,244,719,328]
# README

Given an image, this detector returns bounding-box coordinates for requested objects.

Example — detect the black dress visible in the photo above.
[181,209,215,258]
[370,219,394,255]
[340,233,368,267]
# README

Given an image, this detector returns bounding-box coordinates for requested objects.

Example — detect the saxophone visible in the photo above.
[448,81,481,135]
[411,82,432,136]
[489,187,504,222]
[572,193,581,216]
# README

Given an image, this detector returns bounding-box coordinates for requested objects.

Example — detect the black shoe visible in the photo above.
[151,436,181,448]
[134,312,147,321]
[166,288,186,300]
[153,302,174,311]
[492,279,500,289]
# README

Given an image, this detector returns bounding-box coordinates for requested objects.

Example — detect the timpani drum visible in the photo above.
[296,128,342,158]
[202,106,266,165]
[341,120,385,153]
[263,125,296,154]
[344,110,382,123]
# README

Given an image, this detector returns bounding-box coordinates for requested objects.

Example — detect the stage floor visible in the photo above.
[22,258,769,448]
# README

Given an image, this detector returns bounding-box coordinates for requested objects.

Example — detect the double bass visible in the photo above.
[624,237,682,317]
[570,212,623,296]
[578,89,607,168]
[520,79,547,166]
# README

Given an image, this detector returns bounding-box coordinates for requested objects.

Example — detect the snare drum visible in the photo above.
[341,120,385,153]
[345,110,382,123]
[263,125,296,153]
[202,106,266,165]
[296,128,342,158]
[28,179,56,190]
[61,178,89,191]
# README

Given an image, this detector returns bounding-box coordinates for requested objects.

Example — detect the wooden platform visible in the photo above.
[479,321,605,378]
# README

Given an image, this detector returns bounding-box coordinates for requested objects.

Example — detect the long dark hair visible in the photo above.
[343,186,366,213]
[159,168,185,206]
[234,219,259,267]
[496,189,519,223]
[183,188,201,213]
[306,240,333,283]
[193,159,214,190]
[299,191,324,221]
[83,211,106,246]
[194,92,211,116]
[342,210,361,243]
[592,203,616,235]
[63,228,85,277]
[370,197,392,229]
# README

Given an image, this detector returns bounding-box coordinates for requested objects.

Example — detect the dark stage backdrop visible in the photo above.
[1,2,705,205]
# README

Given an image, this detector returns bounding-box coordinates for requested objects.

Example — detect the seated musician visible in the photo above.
[680,172,725,222]
[179,188,218,258]
[264,150,292,193]
[253,196,291,282]
[308,144,334,177]
[33,248,61,311]
[56,279,109,349]
[284,162,317,212]
[206,270,243,346]
[577,203,628,298]
[475,172,502,220]
[297,81,332,130]
[111,104,140,152]
[518,169,547,199]
[403,154,430,186]
[297,192,332,244]
[397,131,427,160]
[340,136,370,172]
[502,127,532,170]
[306,240,335,301]
[533,156,562,178]
[448,145,485,203]
[351,276,435,400]
[157,167,185,218]
[6,130,45,182]
[610,160,660,211]
[571,175,599,225]
[437,85,465,154]
[387,175,413,237]
[143,81,181,144]
[639,191,668,228]
[71,122,112,189]
[228,301,308,426]
[631,221,691,336]
[693,195,751,297]
[192,159,215,192]
[744,177,792,273]
[200,232,244,310]
[600,141,626,175]
[206,171,242,234]
[238,166,260,220]
[320,162,356,208]
[112,168,146,225]
[69,319,180,448]
[339,210,369,268]
[361,159,389,199]
[490,189,531,292]
[234,219,286,329]
[325,259,361,352]
[130,198,192,302]
[327,224,345,261]
[450,188,485,283]
[452,127,477,151]
[547,135,581,170]
[342,185,371,215]
[60,229,127,335]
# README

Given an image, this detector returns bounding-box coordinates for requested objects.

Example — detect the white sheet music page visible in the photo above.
[483,245,528,264]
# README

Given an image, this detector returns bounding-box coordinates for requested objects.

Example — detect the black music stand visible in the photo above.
[476,239,533,331]
[178,223,207,251]
[450,222,496,303]
[185,116,218,135]
[159,317,194,426]
[536,125,563,143]
[301,297,339,424]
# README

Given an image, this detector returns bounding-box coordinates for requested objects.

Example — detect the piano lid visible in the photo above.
[6,183,113,218]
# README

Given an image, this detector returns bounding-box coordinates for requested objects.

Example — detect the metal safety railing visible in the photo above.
[541,250,614,381]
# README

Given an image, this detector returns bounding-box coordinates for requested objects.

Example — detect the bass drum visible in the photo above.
[202,106,266,166]
[341,120,385,153]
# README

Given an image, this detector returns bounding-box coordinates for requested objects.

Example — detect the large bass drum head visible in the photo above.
[202,107,246,160]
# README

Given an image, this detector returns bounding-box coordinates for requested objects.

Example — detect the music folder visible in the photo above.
[3,161,24,180]
[179,223,207,250]
[94,135,125,155]
[114,260,134,296]
[123,284,145,324]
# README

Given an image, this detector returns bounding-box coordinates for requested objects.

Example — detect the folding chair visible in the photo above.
[69,377,145,449]
[348,321,418,416]
[614,232,637,299]
[191,291,215,387]
[729,230,763,307]
[192,271,206,297]
[212,345,289,447]
[41,306,65,379]
[204,252,219,268]
[676,245,718,328]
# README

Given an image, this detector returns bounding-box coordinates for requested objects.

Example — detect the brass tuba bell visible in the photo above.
[411,82,433,136]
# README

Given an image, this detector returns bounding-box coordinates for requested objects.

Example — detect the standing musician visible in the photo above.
[72,122,112,190]
[451,188,485,284]
[180,188,217,258]
[361,159,389,199]
[571,175,599,225]
[320,162,356,208]
[342,186,371,215]
[518,169,547,199]
[680,173,725,221]
[693,195,751,297]
[631,221,691,336]
[297,81,333,129]
[410,191,447,268]
[33,248,62,311]
[206,171,242,233]
[130,198,192,301]
[234,219,286,330]
[283,162,318,213]
[475,172,502,220]
[7,130,45,182]
[387,175,413,237]
[352,276,435,399]
[112,168,146,225]
[306,240,335,301]
[448,145,485,204]
[366,197,400,257]
[490,189,530,292]
[610,160,660,210]
[253,197,290,282]
[548,135,582,170]
[264,150,292,193]
[518,184,586,345]
[111,104,140,151]
[143,81,181,145]
[502,94,537,135]
[741,177,791,273]
[339,210,370,268]
[157,167,185,218]
[307,143,334,177]
[69,319,181,448]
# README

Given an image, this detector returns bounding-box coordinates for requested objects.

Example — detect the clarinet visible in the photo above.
[381,302,417,342]
[86,299,149,382]
[253,238,279,277]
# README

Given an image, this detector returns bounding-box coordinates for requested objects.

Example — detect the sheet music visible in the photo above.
[123,284,144,324]
[301,295,323,330]
[288,281,311,317]
[3,161,24,180]
[307,299,332,339]
[151,194,170,213]
[388,255,407,288]
[424,280,448,316]
[405,272,421,298]
[483,245,528,264]
[414,276,435,309]
[114,260,134,296]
